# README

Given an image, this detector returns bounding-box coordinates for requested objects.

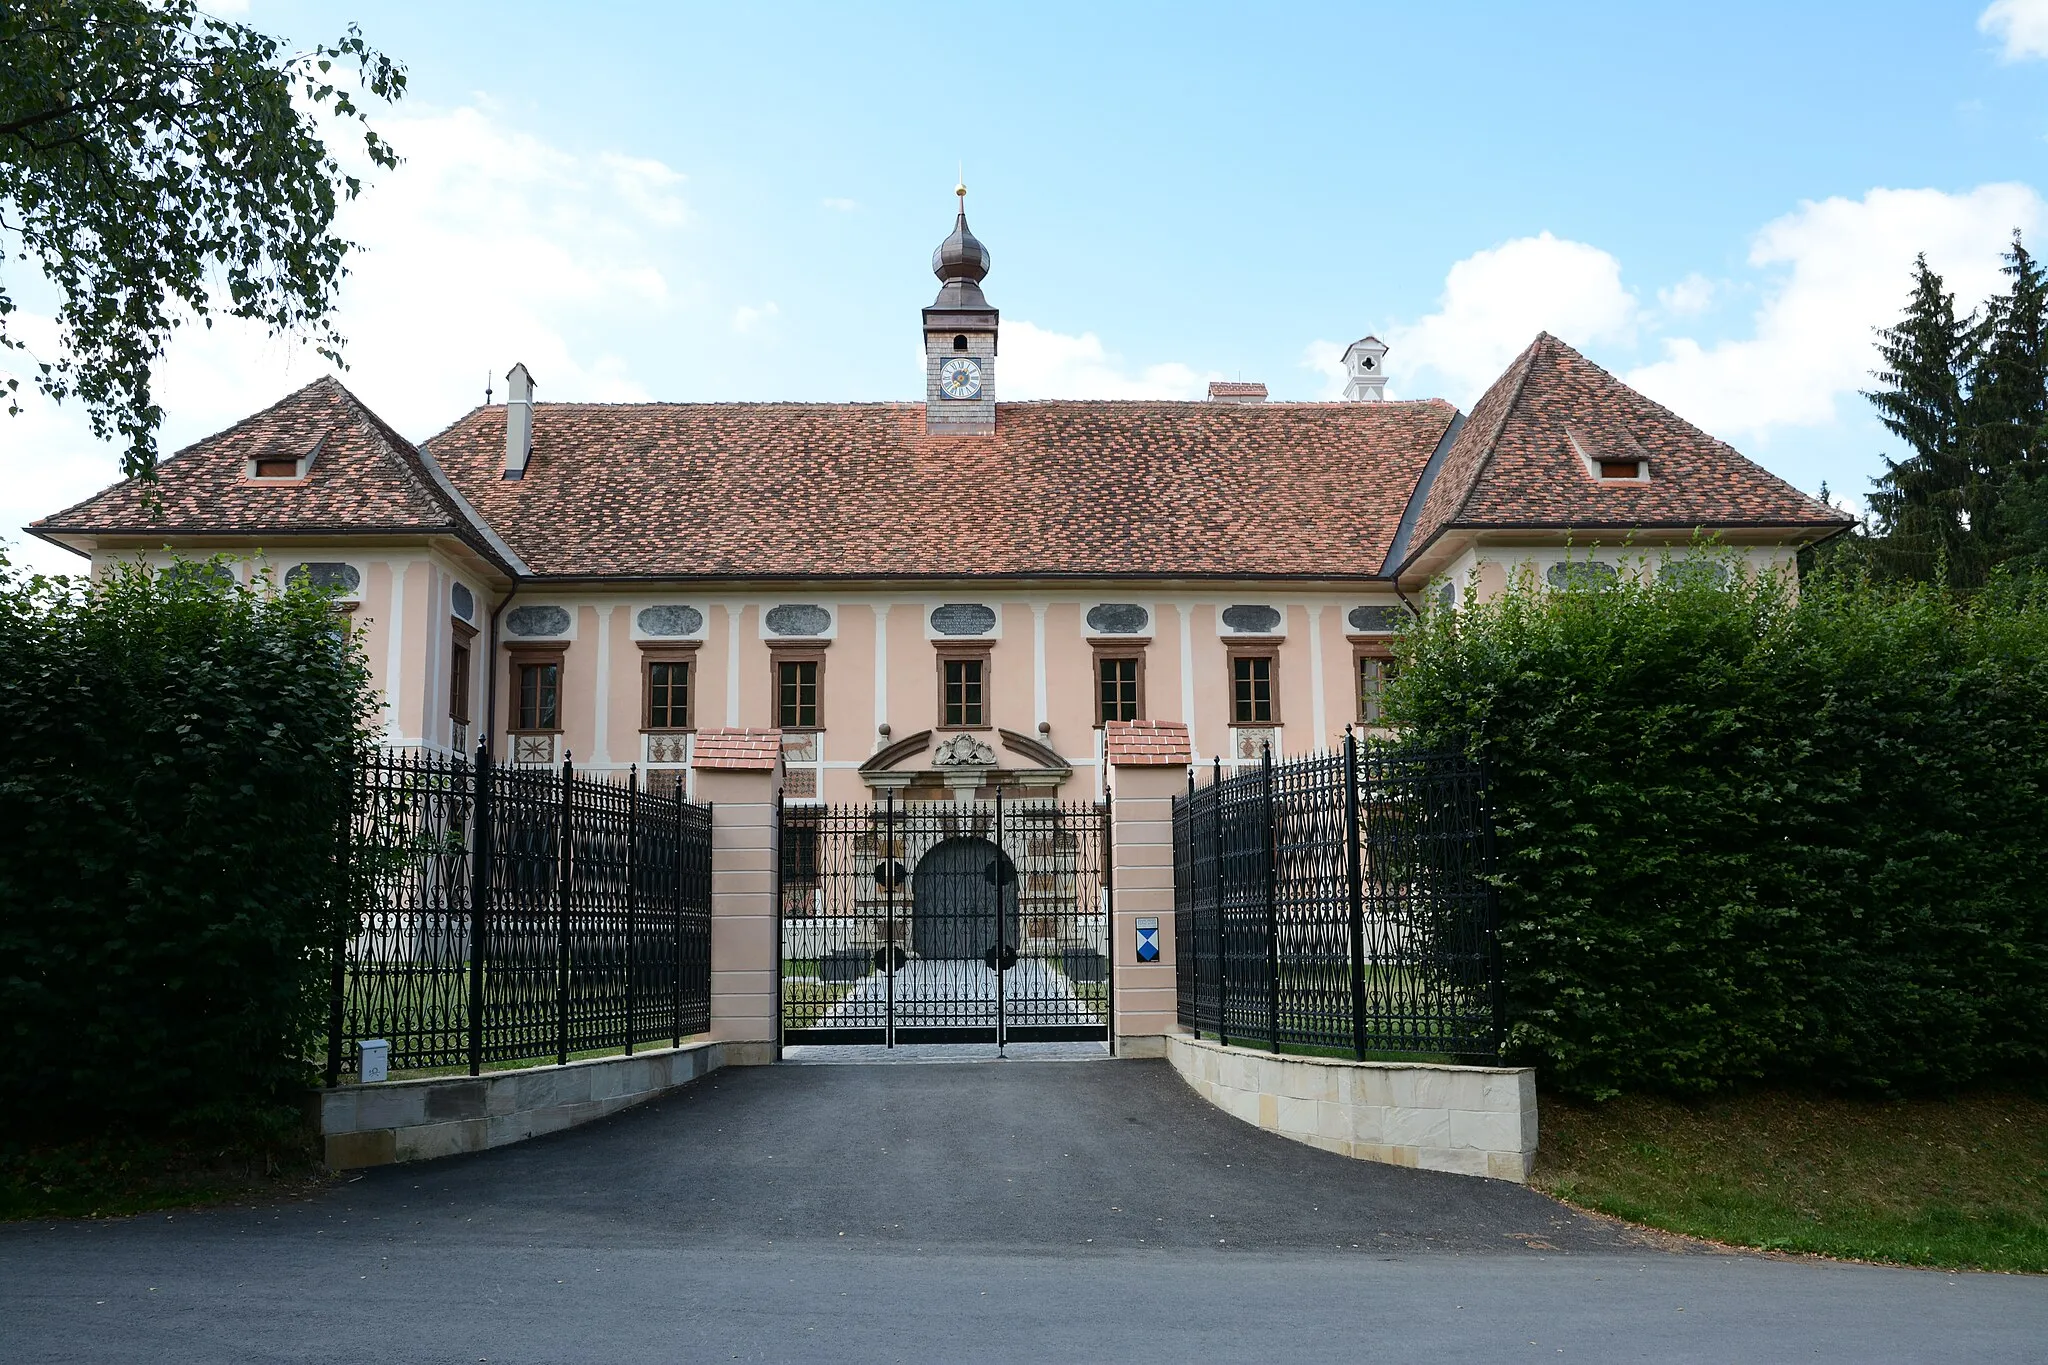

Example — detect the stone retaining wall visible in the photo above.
[319,1041,724,1168]
[1165,1033,1538,1181]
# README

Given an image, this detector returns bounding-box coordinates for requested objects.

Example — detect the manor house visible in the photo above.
[31,195,1850,802]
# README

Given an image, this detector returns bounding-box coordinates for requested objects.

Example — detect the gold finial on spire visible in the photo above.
[956,163,966,202]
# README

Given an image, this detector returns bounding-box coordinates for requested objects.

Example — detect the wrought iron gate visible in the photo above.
[778,790,1111,1047]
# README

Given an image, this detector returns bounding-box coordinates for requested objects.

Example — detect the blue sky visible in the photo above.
[9,1,2048,574]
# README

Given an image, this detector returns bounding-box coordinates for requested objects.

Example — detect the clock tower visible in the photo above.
[924,183,998,435]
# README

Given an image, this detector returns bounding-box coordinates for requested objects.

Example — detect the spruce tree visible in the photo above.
[1865,255,1983,584]
[1971,232,2048,569]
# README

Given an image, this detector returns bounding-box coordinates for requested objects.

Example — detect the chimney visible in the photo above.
[1207,381,1267,404]
[503,363,535,479]
[1341,337,1388,401]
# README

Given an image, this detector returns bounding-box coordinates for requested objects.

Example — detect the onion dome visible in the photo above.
[929,183,992,310]
[933,184,991,282]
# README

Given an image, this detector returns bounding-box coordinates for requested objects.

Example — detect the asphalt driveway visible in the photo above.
[4,1057,2043,1362]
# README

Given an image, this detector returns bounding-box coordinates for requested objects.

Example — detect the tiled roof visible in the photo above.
[30,377,511,569]
[1104,719,1192,767]
[1206,381,1268,399]
[421,400,1456,579]
[1402,334,1849,566]
[690,728,782,771]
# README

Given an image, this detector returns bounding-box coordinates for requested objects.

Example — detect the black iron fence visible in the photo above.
[1173,734,1502,1060]
[325,746,713,1083]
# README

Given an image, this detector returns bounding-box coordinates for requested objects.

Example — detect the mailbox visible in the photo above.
[358,1038,390,1084]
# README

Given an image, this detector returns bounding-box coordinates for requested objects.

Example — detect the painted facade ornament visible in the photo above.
[931,733,998,767]
[1085,603,1148,635]
[1222,604,1282,634]
[505,604,571,637]
[765,603,832,637]
[637,604,704,637]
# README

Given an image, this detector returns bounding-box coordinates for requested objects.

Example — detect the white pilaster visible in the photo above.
[384,560,408,744]
[1177,602,1198,763]
[1032,602,1049,732]
[873,602,890,743]
[1306,603,1326,748]
[594,604,613,765]
[724,603,742,727]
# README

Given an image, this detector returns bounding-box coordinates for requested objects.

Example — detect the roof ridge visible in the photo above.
[1442,335,1546,530]
[32,375,352,528]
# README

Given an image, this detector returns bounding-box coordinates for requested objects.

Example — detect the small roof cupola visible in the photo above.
[923,182,999,436]
[1342,336,1388,401]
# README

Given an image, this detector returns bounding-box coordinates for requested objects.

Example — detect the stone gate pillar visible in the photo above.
[691,729,783,1065]
[1105,720,1192,1057]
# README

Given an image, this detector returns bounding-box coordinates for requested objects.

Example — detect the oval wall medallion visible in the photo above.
[1347,604,1403,634]
[286,561,360,595]
[1546,561,1618,591]
[1221,604,1281,634]
[765,603,832,637]
[1086,603,1149,635]
[1658,560,1730,588]
[930,603,997,636]
[505,604,572,637]
[637,604,704,637]
[451,582,476,621]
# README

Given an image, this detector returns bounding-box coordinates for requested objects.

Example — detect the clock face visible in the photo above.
[939,356,983,400]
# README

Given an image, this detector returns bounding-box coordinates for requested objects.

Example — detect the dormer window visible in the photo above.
[246,430,326,481]
[1568,425,1649,483]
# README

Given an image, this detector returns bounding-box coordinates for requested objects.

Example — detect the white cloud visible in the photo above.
[1300,340,1350,399]
[821,197,859,212]
[1000,321,1216,399]
[2,101,696,576]
[732,301,779,334]
[1626,184,2042,439]
[1657,273,1716,318]
[1381,231,1639,404]
[1980,0,2048,60]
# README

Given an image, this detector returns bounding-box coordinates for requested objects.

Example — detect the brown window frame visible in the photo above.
[251,456,302,479]
[1092,640,1149,725]
[640,641,698,733]
[770,646,826,732]
[449,619,477,726]
[1224,638,1282,726]
[506,644,566,735]
[1353,643,1395,726]
[933,643,993,730]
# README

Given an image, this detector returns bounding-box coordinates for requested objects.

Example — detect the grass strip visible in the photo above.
[1533,1087,2048,1273]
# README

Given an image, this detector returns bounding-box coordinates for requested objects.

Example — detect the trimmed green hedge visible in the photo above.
[1390,554,2048,1097]
[0,555,375,1138]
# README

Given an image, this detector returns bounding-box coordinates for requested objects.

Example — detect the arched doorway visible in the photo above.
[911,836,1019,961]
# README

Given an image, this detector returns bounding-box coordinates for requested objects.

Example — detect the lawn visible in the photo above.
[1533,1088,2048,1273]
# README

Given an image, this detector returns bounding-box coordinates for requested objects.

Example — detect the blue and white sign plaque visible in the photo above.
[1135,916,1160,963]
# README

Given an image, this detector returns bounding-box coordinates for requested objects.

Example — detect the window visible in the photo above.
[943,657,985,727]
[648,660,691,729]
[777,659,819,729]
[517,662,559,732]
[1599,459,1643,480]
[1231,655,1274,724]
[953,334,969,352]
[1357,654,1395,725]
[1098,656,1140,723]
[251,456,300,479]
[449,640,472,725]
